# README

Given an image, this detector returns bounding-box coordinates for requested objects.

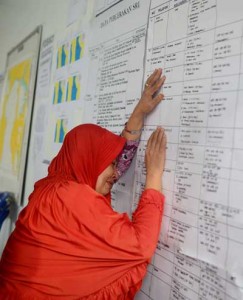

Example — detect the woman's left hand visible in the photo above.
[135,68,166,115]
[122,68,166,140]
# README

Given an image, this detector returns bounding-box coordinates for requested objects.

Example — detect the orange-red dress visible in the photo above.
[0,124,164,299]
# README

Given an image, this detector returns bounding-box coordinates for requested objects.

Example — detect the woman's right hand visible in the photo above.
[145,127,166,192]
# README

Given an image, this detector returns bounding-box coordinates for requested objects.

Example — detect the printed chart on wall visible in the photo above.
[43,31,88,162]
[133,0,243,299]
[0,27,41,202]
[83,0,150,214]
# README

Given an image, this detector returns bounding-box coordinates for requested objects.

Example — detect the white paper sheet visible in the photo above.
[82,0,150,211]
[36,35,54,98]
[83,0,150,133]
[133,0,243,299]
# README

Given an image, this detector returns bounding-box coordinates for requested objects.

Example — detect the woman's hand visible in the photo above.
[122,69,166,140]
[145,127,167,192]
[135,68,166,115]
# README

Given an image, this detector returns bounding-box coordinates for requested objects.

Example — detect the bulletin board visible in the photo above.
[22,0,243,299]
[0,26,42,205]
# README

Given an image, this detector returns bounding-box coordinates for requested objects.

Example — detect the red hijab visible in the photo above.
[47,123,126,189]
[0,124,151,299]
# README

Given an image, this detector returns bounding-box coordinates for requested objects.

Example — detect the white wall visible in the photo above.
[0,0,69,73]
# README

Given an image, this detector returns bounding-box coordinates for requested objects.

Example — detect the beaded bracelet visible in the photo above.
[124,122,143,135]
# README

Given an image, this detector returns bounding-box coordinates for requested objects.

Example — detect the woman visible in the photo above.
[0,69,166,299]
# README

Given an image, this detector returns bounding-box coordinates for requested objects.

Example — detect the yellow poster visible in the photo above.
[69,34,85,63]
[0,58,32,176]
[66,75,81,102]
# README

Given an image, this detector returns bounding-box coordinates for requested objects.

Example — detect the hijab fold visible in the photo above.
[47,124,126,188]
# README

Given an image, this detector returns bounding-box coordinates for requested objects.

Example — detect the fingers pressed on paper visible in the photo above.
[159,75,166,87]
[151,68,162,85]
[148,129,158,151]
[151,76,165,93]
[151,128,161,150]
[153,94,163,106]
[155,128,164,151]
[147,130,155,149]
[159,129,166,149]
[146,69,158,85]
[147,68,162,86]
[155,93,164,101]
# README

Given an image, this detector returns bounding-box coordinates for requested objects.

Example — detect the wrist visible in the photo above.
[132,105,146,118]
[124,122,142,135]
[145,174,162,192]
[146,169,163,177]
[126,110,144,131]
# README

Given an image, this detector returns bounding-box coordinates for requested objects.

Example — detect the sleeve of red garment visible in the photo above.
[102,189,164,260]
[66,185,164,262]
[131,189,164,259]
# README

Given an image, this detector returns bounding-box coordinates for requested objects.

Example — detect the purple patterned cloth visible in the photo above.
[116,139,139,179]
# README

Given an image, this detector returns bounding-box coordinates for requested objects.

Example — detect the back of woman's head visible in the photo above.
[47,124,126,188]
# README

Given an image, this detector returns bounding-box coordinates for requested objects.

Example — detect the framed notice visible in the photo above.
[0,26,42,205]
